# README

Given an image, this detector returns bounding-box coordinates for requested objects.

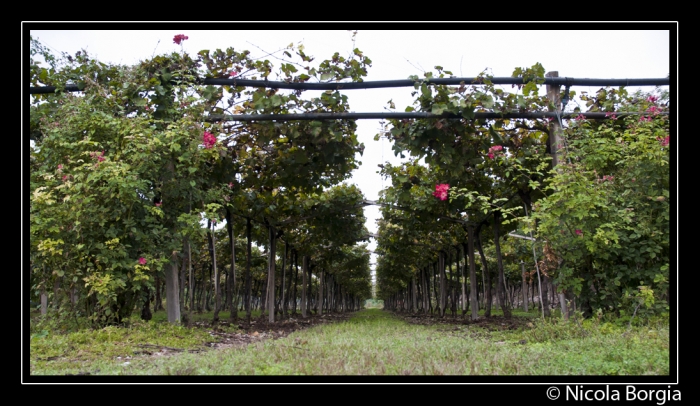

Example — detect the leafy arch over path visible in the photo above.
[29,35,670,326]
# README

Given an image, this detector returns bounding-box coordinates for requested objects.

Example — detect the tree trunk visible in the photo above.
[301,255,308,318]
[281,242,288,317]
[179,239,188,325]
[493,212,511,318]
[292,250,299,314]
[550,276,557,311]
[447,248,457,318]
[307,261,313,314]
[52,277,61,309]
[542,273,551,317]
[40,288,48,315]
[432,262,438,315]
[205,257,212,312]
[317,270,324,316]
[194,275,201,312]
[503,275,511,308]
[165,250,181,323]
[188,237,194,324]
[154,274,163,312]
[460,244,466,315]
[198,265,205,312]
[520,261,529,312]
[226,207,237,323]
[210,220,221,324]
[475,224,492,317]
[260,278,267,317]
[245,217,253,324]
[70,286,78,307]
[267,225,276,323]
[422,267,429,315]
[141,288,152,321]
[251,279,260,311]
[559,291,568,319]
[439,251,446,318]
[412,274,418,313]
[466,233,478,320]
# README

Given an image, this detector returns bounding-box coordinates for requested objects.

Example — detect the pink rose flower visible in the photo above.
[432,184,449,201]
[173,34,189,45]
[203,131,217,149]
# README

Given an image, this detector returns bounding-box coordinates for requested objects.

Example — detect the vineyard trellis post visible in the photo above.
[546,70,571,320]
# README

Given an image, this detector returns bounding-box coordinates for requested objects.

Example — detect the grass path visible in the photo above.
[29,309,669,375]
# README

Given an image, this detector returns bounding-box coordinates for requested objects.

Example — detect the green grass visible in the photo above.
[29,309,670,375]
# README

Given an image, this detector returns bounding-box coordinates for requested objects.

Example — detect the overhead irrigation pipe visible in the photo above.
[201,76,671,90]
[206,111,668,122]
[28,76,670,94]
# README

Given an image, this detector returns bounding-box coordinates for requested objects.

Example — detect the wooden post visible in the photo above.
[546,71,562,167]
[545,70,566,319]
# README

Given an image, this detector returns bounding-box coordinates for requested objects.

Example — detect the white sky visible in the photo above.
[29,28,673,275]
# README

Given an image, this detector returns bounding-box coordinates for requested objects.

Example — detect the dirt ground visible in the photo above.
[197,312,354,350]
[394,311,533,330]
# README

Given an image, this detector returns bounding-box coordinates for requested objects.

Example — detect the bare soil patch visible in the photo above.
[198,312,353,349]
[392,311,533,331]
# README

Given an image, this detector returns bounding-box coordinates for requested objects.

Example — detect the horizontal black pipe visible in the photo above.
[30,84,82,94]
[206,111,668,122]
[29,76,670,94]
[202,76,670,90]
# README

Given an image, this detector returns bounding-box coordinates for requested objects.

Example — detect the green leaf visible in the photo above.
[462,108,475,120]
[270,95,282,107]
[431,104,446,115]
